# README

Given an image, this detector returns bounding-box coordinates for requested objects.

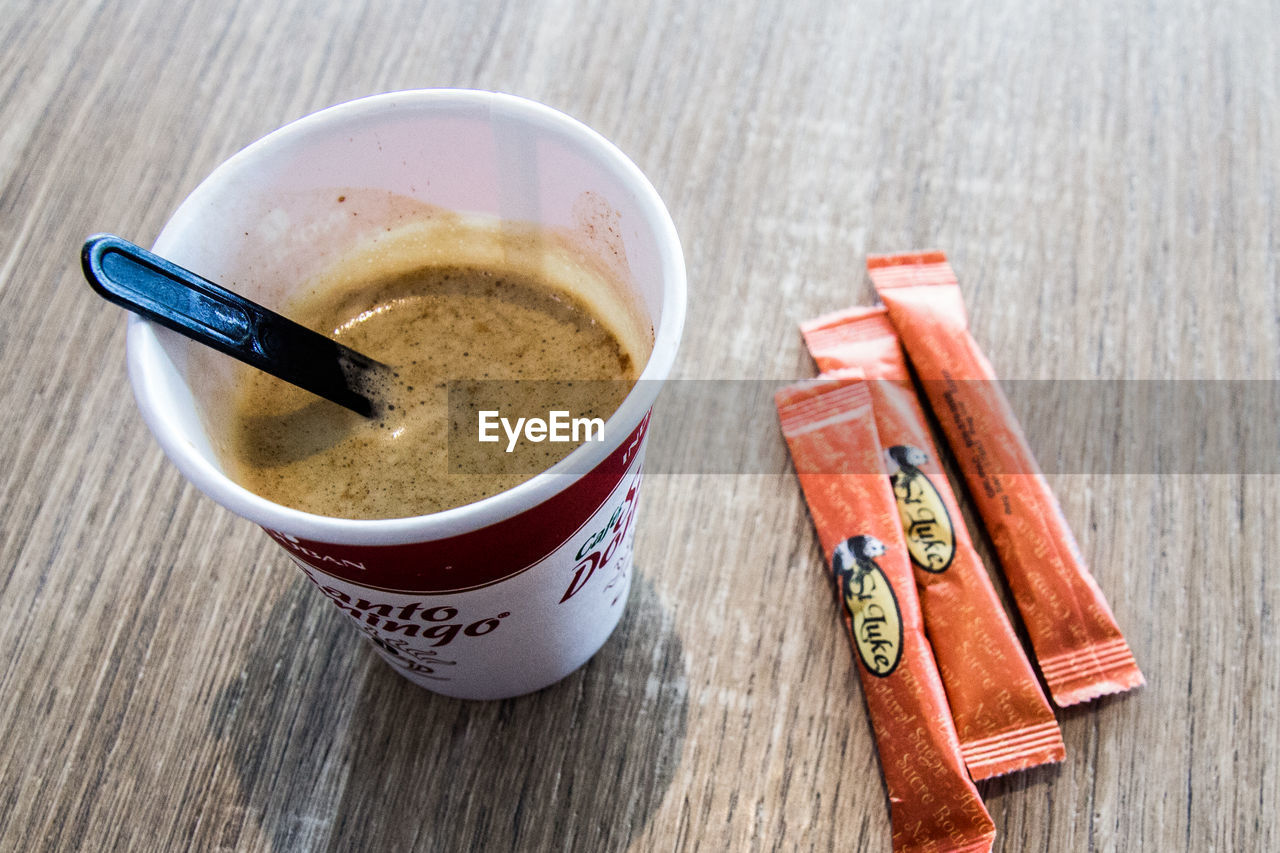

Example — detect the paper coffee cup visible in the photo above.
[127,90,685,700]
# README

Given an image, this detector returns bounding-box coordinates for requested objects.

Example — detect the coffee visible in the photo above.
[217,213,649,519]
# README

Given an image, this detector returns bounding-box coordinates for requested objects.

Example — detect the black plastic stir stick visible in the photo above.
[81,234,392,417]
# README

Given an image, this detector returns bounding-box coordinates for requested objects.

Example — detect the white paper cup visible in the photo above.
[127,90,685,699]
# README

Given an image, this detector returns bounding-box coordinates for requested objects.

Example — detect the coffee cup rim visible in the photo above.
[127,89,685,546]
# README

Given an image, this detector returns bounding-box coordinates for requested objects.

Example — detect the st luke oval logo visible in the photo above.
[832,536,903,678]
[886,445,955,573]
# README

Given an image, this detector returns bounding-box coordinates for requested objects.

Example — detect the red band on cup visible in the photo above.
[265,413,650,594]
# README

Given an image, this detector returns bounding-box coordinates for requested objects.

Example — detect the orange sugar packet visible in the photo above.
[776,375,995,853]
[869,251,1144,706]
[800,306,1064,779]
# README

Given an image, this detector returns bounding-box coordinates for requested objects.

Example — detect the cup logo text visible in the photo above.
[561,474,641,603]
[316,584,509,648]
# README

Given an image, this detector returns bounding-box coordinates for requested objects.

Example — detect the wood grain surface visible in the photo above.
[2,0,1277,850]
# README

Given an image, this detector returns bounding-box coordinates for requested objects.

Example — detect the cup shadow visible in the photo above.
[208,569,688,851]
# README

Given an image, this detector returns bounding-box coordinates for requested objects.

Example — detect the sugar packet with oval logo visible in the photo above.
[776,374,995,853]
[800,306,1064,779]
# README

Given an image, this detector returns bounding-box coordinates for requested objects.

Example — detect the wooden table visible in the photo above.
[3,1,1277,850]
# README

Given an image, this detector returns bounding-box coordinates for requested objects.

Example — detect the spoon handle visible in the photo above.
[81,234,387,417]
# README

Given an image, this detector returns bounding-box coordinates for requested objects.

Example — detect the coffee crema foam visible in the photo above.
[216,206,651,520]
